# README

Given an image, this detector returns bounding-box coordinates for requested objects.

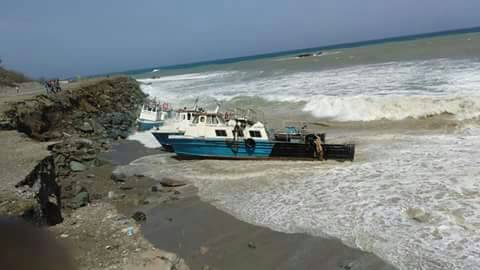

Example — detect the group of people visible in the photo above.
[44,80,62,94]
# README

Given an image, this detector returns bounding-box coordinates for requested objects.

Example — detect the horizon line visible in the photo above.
[86,25,480,79]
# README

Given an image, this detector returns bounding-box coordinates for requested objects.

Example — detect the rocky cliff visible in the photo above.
[4,76,145,141]
[2,76,146,225]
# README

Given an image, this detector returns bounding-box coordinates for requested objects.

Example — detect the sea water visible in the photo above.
[124,31,480,269]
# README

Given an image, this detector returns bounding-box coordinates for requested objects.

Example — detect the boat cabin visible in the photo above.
[138,103,168,122]
[183,112,269,140]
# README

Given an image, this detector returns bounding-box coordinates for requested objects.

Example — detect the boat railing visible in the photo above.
[226,108,265,124]
[271,123,325,142]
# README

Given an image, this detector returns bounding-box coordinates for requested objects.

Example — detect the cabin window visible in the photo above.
[249,130,262,138]
[192,116,199,124]
[182,114,186,120]
[200,116,206,123]
[206,115,219,124]
[215,130,227,137]
[187,113,191,120]
[237,130,244,137]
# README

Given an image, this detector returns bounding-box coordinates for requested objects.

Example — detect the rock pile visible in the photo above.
[3,77,146,225]
[4,77,145,141]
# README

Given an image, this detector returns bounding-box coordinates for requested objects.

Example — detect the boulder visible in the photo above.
[71,191,90,209]
[160,178,187,187]
[111,171,127,182]
[70,161,87,172]
[131,211,147,222]
[79,121,94,133]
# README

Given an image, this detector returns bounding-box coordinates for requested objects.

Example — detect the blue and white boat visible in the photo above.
[168,110,355,161]
[151,98,207,151]
[136,99,172,131]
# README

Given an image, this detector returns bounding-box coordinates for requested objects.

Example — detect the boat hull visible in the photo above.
[170,138,355,161]
[151,131,185,152]
[172,138,273,159]
[137,119,163,131]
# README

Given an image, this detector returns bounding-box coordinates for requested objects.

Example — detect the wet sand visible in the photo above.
[141,195,395,270]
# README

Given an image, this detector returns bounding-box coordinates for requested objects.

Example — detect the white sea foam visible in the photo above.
[127,131,161,148]
[302,95,480,121]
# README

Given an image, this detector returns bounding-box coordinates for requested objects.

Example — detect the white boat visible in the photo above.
[151,99,202,151]
[136,99,171,131]
[167,108,355,161]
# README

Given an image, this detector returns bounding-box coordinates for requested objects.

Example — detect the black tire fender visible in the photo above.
[245,138,256,149]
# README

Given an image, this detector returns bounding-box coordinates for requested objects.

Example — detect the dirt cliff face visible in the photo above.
[4,76,145,141]
[2,76,146,225]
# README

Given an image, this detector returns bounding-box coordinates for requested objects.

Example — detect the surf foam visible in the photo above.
[137,58,480,122]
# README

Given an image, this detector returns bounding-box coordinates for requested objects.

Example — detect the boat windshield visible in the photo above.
[192,114,225,124]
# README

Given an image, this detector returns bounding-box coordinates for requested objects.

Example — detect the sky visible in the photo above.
[1,0,480,78]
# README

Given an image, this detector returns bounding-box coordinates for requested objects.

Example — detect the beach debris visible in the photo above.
[247,241,256,249]
[111,171,127,182]
[404,207,431,223]
[60,233,69,238]
[107,191,125,200]
[0,120,13,130]
[151,184,162,192]
[131,211,147,222]
[126,226,134,236]
[199,246,209,255]
[160,178,187,187]
[341,262,354,270]
[119,185,134,191]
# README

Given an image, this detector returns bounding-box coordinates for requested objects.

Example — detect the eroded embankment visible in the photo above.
[0,76,145,224]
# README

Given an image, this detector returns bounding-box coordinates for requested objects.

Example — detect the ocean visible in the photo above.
[126,29,480,269]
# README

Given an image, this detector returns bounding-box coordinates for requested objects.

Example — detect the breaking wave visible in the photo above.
[137,58,480,122]
[301,95,480,121]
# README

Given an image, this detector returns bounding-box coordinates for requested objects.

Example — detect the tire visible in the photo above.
[245,138,256,149]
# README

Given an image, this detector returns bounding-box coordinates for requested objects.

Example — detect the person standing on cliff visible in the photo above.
[44,81,50,94]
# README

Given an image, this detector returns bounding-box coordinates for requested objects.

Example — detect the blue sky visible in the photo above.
[1,0,480,78]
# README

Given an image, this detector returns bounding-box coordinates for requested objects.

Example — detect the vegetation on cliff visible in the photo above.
[0,64,31,87]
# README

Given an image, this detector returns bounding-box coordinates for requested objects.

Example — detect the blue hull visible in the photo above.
[137,120,163,131]
[170,138,356,161]
[152,131,185,152]
[171,138,273,159]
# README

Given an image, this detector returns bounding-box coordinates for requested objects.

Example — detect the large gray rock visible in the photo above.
[70,161,87,172]
[79,121,94,133]
[160,178,187,187]
[71,191,90,209]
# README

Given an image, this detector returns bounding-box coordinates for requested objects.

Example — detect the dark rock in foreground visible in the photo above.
[160,178,187,187]
[132,211,147,222]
